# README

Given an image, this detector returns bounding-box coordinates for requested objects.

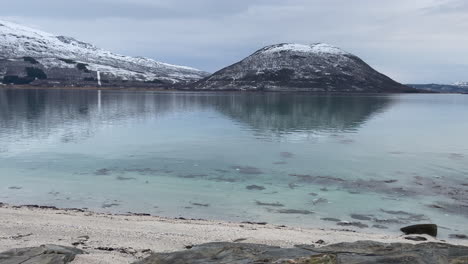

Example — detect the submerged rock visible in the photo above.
[255,201,285,207]
[449,234,468,240]
[350,214,373,221]
[246,185,266,191]
[277,209,314,215]
[321,217,341,222]
[337,221,369,229]
[401,224,437,237]
[0,244,83,264]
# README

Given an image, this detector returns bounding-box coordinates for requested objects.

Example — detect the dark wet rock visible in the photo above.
[8,186,22,190]
[450,234,468,240]
[116,176,136,181]
[315,239,326,245]
[321,217,341,222]
[372,224,388,229]
[231,166,263,175]
[191,203,209,207]
[255,201,285,207]
[404,236,428,241]
[350,214,373,221]
[337,221,368,229]
[280,152,294,158]
[277,209,314,215]
[214,169,230,173]
[246,185,266,191]
[308,192,318,196]
[320,187,329,191]
[134,242,319,264]
[135,241,468,264]
[288,182,300,189]
[0,244,83,264]
[401,224,437,237]
[312,198,328,205]
[94,168,111,175]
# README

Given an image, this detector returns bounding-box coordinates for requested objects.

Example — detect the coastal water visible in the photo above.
[1,89,468,238]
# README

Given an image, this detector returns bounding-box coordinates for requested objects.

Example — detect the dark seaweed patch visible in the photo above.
[277,209,314,215]
[191,202,210,207]
[337,221,368,228]
[280,152,294,158]
[312,198,328,205]
[179,174,208,179]
[350,214,373,221]
[116,176,136,181]
[246,185,265,191]
[321,217,341,222]
[94,168,111,175]
[102,203,119,208]
[372,224,388,229]
[255,201,284,207]
[273,161,288,165]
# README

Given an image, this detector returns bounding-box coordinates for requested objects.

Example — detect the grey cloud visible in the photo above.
[1,0,467,83]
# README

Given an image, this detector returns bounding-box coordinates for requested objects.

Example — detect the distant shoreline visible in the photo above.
[0,84,440,94]
[0,202,462,264]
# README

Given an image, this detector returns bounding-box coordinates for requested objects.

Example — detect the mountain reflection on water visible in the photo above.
[0,89,393,146]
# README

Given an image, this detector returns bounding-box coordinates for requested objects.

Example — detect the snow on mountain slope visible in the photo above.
[0,20,208,84]
[192,43,415,93]
[453,81,468,87]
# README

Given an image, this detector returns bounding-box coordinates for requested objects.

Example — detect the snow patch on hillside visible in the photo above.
[262,43,349,55]
[0,19,208,82]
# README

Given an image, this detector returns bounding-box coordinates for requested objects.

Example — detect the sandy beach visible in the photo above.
[0,204,465,264]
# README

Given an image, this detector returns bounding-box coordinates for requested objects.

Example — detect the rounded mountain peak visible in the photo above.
[258,43,349,56]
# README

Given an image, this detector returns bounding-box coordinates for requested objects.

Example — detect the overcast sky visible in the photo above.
[1,0,467,83]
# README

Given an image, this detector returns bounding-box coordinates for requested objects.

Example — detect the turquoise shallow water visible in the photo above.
[1,89,467,238]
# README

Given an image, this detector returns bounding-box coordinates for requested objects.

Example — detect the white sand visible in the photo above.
[0,205,465,264]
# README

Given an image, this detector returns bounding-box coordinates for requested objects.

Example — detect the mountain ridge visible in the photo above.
[0,20,209,87]
[190,43,416,93]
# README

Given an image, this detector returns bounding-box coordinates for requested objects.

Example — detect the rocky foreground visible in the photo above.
[1,205,467,263]
[2,240,468,264]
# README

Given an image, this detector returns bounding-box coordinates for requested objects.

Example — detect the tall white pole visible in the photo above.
[97,71,102,87]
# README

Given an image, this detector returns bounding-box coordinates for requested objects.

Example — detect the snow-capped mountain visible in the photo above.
[191,43,416,93]
[0,20,208,86]
[453,81,468,87]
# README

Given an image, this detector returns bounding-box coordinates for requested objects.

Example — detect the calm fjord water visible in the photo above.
[1,89,467,237]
